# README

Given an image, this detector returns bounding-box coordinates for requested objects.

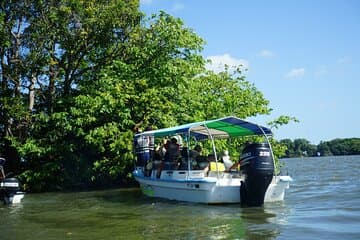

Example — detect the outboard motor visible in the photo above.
[240,143,274,207]
[0,178,22,204]
[0,158,24,204]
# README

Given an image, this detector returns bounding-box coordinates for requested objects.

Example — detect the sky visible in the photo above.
[140,0,360,144]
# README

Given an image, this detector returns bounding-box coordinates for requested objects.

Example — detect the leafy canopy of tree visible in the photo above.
[1,0,290,191]
[279,138,360,158]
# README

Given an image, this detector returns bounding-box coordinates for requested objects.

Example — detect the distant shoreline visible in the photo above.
[281,154,360,160]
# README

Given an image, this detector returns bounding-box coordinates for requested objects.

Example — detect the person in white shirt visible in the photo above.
[222,150,233,171]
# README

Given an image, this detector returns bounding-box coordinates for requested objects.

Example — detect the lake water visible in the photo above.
[1,156,359,239]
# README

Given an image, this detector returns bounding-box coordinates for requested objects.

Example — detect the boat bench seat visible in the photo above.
[207,162,226,177]
[209,162,226,171]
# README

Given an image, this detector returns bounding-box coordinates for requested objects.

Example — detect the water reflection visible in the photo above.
[1,189,291,240]
[136,204,243,239]
[2,156,360,239]
[240,207,279,239]
[134,200,291,240]
[1,201,24,215]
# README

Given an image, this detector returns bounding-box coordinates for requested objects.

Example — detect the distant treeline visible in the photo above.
[279,138,360,158]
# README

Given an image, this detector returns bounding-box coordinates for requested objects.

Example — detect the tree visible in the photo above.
[175,68,270,123]
[1,0,142,190]
[327,138,360,156]
[0,0,34,173]
[279,138,360,158]
[279,139,295,157]
[62,12,206,187]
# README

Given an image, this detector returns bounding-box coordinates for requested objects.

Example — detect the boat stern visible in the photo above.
[265,175,293,202]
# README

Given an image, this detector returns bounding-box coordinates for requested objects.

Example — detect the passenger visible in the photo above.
[228,142,253,171]
[207,153,215,162]
[157,139,167,158]
[145,126,155,159]
[198,158,210,172]
[178,147,189,170]
[163,137,180,169]
[152,145,163,178]
[174,135,184,150]
[190,145,203,170]
[153,145,162,161]
[229,160,241,171]
[134,131,151,167]
[201,153,216,172]
[153,139,168,177]
[222,150,234,171]
[190,144,202,159]
[0,157,5,180]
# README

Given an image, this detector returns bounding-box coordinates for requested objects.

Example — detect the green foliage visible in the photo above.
[1,0,141,191]
[323,138,360,156]
[317,141,332,156]
[279,138,360,158]
[268,115,299,129]
[175,68,271,123]
[279,138,317,157]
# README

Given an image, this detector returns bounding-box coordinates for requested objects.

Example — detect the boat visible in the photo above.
[0,158,25,204]
[132,116,292,207]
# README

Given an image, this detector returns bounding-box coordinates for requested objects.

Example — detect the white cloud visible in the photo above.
[285,68,305,79]
[140,0,153,5]
[259,50,275,58]
[172,3,185,11]
[206,54,249,73]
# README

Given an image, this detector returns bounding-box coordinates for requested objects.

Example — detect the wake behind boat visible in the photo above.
[132,116,292,207]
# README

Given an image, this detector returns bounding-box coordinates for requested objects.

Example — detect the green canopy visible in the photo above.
[135,116,272,139]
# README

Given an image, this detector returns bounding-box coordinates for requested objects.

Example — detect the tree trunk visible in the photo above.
[29,74,36,111]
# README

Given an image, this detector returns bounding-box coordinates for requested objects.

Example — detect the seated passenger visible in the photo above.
[189,145,204,170]
[207,153,215,162]
[178,147,189,170]
[163,137,180,170]
[189,144,202,159]
[229,160,241,171]
[221,150,234,171]
[197,156,209,170]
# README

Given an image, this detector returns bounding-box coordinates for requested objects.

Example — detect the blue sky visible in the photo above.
[140,0,360,144]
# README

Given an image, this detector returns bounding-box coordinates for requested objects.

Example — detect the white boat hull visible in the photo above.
[0,191,25,204]
[11,192,25,204]
[133,169,291,204]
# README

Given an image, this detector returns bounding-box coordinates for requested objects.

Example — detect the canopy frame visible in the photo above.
[134,116,275,179]
[135,116,272,140]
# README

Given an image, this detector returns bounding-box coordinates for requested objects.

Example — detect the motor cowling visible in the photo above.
[1,178,21,204]
[240,143,274,207]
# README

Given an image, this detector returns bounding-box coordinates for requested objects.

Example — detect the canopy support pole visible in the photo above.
[187,129,191,179]
[258,125,277,176]
[203,123,220,179]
